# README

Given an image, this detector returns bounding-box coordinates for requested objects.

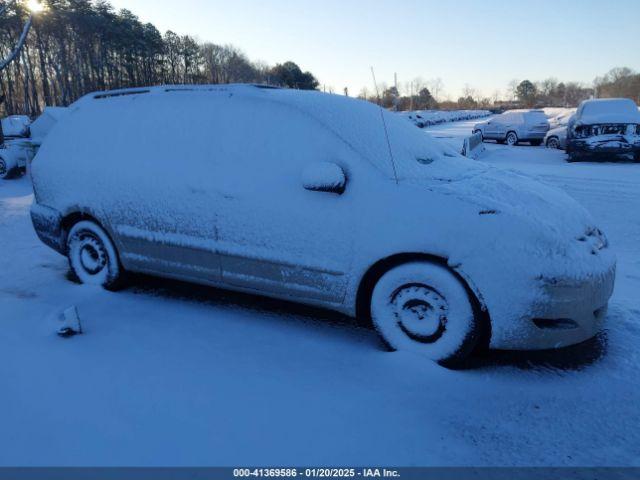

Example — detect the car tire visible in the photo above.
[506,131,518,146]
[369,261,482,368]
[0,156,18,180]
[66,220,125,290]
[546,137,560,149]
[530,140,542,146]
[567,152,581,163]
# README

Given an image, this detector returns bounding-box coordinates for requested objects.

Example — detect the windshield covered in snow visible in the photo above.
[261,88,488,182]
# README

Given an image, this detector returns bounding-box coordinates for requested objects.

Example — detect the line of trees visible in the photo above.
[0,0,319,116]
[362,68,640,112]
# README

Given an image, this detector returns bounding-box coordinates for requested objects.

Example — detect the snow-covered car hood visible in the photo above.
[404,165,598,253]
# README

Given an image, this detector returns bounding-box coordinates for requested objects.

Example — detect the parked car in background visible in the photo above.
[30,85,615,367]
[406,113,427,128]
[544,114,575,150]
[544,126,568,150]
[547,109,577,129]
[473,110,550,146]
[0,108,67,179]
[0,116,31,179]
[566,98,640,162]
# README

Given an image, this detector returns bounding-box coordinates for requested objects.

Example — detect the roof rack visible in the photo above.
[93,89,151,100]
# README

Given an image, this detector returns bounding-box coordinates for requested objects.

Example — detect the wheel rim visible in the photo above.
[76,232,108,275]
[390,284,448,343]
[548,138,558,149]
[507,133,517,145]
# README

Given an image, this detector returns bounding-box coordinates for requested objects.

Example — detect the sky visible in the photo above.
[108,0,640,99]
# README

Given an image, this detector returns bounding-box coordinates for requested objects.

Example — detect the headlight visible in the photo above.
[577,227,608,253]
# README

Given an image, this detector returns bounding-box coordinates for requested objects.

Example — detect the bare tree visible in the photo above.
[427,77,444,101]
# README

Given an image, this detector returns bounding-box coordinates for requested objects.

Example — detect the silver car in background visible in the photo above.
[544,126,568,150]
[544,114,575,150]
[474,110,550,146]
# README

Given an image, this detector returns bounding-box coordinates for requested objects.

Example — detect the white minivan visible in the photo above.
[474,110,550,146]
[30,85,615,366]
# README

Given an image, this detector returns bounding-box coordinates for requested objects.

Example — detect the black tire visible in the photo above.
[66,220,126,291]
[546,137,560,149]
[0,157,18,180]
[530,140,542,146]
[506,131,518,146]
[369,261,484,368]
[567,152,581,163]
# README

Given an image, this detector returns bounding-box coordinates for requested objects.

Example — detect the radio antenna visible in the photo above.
[371,67,398,184]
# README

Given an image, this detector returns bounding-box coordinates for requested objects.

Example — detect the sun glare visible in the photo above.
[26,0,44,13]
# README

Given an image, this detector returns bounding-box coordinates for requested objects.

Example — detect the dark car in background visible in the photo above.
[566,98,640,162]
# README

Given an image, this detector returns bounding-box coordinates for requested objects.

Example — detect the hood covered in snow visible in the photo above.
[576,98,640,125]
[412,166,597,245]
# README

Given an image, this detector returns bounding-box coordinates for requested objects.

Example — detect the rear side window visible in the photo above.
[526,112,547,124]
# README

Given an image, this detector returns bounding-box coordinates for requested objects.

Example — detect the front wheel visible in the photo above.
[506,131,518,146]
[567,152,581,163]
[370,262,482,367]
[67,220,125,290]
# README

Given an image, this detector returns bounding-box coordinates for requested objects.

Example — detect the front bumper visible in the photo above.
[495,266,616,350]
[30,203,65,254]
[568,139,640,160]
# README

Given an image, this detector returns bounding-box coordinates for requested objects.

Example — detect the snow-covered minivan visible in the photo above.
[474,110,550,146]
[30,85,616,366]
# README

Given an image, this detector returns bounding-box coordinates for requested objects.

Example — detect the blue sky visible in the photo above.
[109,0,640,99]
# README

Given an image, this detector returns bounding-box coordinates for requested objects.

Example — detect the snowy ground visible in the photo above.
[1,119,639,467]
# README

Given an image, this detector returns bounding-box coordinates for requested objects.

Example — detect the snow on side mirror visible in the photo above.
[302,162,346,195]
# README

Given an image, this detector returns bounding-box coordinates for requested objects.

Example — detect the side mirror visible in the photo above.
[302,162,346,195]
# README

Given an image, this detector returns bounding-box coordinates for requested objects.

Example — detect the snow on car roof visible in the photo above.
[69,84,480,182]
[577,98,640,125]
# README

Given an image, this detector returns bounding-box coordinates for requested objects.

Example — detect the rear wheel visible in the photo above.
[506,131,518,146]
[0,156,18,180]
[546,137,560,149]
[66,220,125,290]
[369,262,482,367]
